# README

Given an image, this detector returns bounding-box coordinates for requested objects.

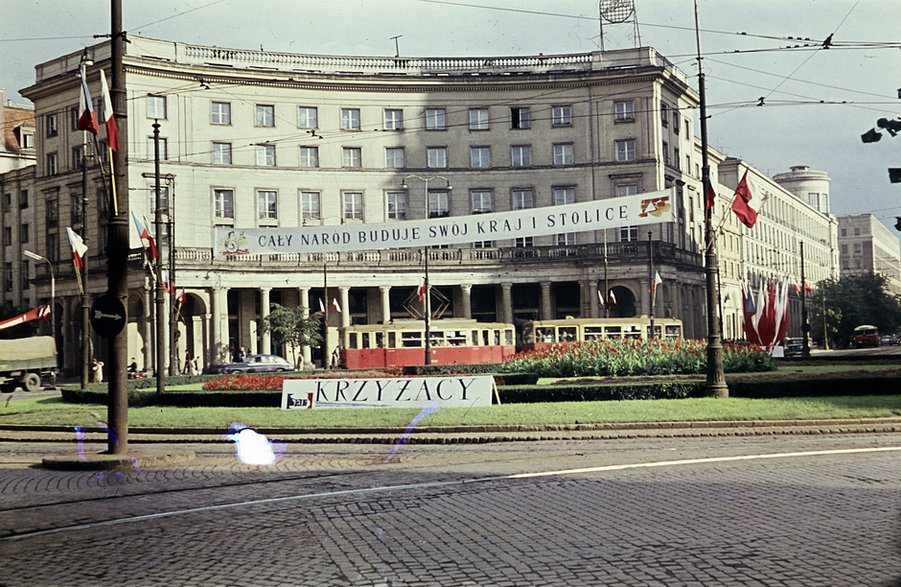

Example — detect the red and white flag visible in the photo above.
[161,270,175,294]
[318,298,326,313]
[331,298,342,313]
[608,290,617,305]
[597,289,605,307]
[0,305,51,331]
[176,287,187,307]
[704,179,717,210]
[99,69,119,152]
[417,278,427,302]
[65,227,88,269]
[650,271,663,294]
[76,73,99,135]
[730,169,758,228]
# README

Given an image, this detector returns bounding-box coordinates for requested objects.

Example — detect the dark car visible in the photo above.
[782,337,805,357]
[209,354,293,374]
[880,334,901,346]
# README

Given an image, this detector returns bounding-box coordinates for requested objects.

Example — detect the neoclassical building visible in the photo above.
[5,36,837,372]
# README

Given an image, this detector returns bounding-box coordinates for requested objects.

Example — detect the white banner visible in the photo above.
[281,376,495,409]
[216,189,674,257]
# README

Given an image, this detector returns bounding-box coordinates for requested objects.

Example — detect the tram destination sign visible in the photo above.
[281,376,495,409]
[216,189,674,257]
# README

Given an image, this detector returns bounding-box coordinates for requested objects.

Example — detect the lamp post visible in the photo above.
[401,174,452,365]
[24,250,55,348]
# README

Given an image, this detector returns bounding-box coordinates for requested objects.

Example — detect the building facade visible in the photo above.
[8,37,838,373]
[837,214,901,295]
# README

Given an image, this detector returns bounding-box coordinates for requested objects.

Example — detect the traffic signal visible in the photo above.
[895,217,901,231]
[890,168,901,183]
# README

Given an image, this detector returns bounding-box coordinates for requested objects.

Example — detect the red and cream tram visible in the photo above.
[521,317,683,352]
[339,319,517,369]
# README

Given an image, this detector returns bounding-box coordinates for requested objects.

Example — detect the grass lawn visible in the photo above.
[1,394,899,430]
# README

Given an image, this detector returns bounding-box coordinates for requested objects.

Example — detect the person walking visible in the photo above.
[91,358,104,383]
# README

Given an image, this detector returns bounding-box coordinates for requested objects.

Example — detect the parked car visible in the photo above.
[208,354,293,374]
[880,334,901,346]
[782,337,805,357]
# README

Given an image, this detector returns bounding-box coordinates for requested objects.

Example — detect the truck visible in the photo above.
[0,336,57,392]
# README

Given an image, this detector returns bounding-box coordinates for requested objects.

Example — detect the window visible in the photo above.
[425,108,446,130]
[255,104,275,127]
[620,225,639,242]
[553,143,573,165]
[150,186,170,218]
[301,191,321,220]
[47,233,59,263]
[212,142,232,165]
[72,146,84,170]
[46,114,58,137]
[427,147,447,168]
[299,146,319,167]
[257,190,278,221]
[20,223,29,244]
[615,184,639,197]
[341,108,361,130]
[19,189,29,209]
[46,197,58,227]
[387,192,407,219]
[3,227,11,246]
[662,141,670,165]
[256,144,276,166]
[70,106,80,131]
[470,146,490,168]
[554,187,576,246]
[343,192,363,220]
[213,189,234,219]
[210,101,231,125]
[661,103,670,126]
[511,107,531,129]
[469,108,489,130]
[511,145,531,167]
[512,189,533,210]
[615,139,636,161]
[384,109,404,130]
[471,190,492,213]
[21,131,34,149]
[297,106,318,128]
[428,191,450,218]
[673,147,680,170]
[46,153,59,176]
[21,261,29,290]
[148,136,168,160]
[147,95,167,119]
[342,147,362,168]
[71,193,82,225]
[385,147,405,169]
[673,111,681,134]
[840,244,848,255]
[614,101,634,122]
[3,263,11,292]
[552,105,572,127]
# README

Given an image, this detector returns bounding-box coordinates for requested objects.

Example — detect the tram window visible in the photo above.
[493,330,501,345]
[482,330,490,345]
[375,332,384,348]
[625,325,641,340]
[560,327,577,342]
[402,331,422,347]
[388,332,397,348]
[584,326,603,340]
[446,330,466,346]
[471,330,479,345]
[504,329,514,345]
[362,333,370,348]
[537,327,556,342]
[349,332,358,349]
[522,324,535,344]
[646,326,661,339]
[605,326,622,337]
[430,331,445,346]
[665,325,681,339]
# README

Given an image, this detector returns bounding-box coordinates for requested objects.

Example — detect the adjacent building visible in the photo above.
[4,36,838,373]
[837,214,901,295]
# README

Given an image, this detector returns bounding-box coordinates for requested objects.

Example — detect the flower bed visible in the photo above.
[202,369,403,391]
[499,339,775,378]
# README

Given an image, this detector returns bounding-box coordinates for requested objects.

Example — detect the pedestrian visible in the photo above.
[183,350,191,374]
[91,358,104,383]
[186,354,196,376]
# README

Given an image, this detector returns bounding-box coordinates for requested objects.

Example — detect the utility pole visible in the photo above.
[79,52,92,389]
[168,179,178,376]
[648,231,656,338]
[153,121,166,396]
[694,0,728,397]
[800,241,811,358]
[107,0,129,453]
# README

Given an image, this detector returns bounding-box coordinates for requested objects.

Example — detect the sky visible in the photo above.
[3,0,900,232]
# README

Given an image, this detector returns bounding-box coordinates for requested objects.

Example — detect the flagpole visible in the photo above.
[79,52,92,389]
[153,120,166,397]
[323,262,329,368]
[648,231,656,338]
[694,0,728,397]
[799,241,811,358]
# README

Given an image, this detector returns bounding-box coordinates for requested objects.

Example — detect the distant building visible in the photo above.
[837,214,901,296]
[5,37,838,373]
[0,89,36,172]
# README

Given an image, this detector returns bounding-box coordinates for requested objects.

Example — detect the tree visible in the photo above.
[808,272,901,348]
[260,304,323,369]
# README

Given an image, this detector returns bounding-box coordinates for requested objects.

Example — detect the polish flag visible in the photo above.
[597,289,605,307]
[608,290,617,305]
[99,69,119,151]
[76,73,99,135]
[318,298,326,313]
[331,298,342,313]
[65,227,88,269]
[417,278,427,302]
[131,211,158,259]
[650,271,663,294]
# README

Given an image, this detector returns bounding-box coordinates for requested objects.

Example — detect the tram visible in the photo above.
[339,319,517,369]
[521,317,683,351]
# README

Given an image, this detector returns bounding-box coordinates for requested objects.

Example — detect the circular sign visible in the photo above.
[90,294,127,338]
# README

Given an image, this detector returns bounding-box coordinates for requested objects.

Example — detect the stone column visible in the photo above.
[259,287,271,354]
[539,281,553,320]
[142,285,152,370]
[587,280,600,318]
[639,279,650,318]
[460,284,472,319]
[298,287,311,367]
[209,286,227,365]
[339,286,351,328]
[500,283,513,323]
[379,286,391,323]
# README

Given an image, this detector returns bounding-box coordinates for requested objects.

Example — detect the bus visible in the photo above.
[520,317,683,351]
[339,319,517,369]
[851,324,879,348]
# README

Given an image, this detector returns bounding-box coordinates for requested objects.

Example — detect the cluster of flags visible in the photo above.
[597,289,617,307]
[705,167,763,229]
[77,69,119,152]
[741,281,790,351]
[317,298,341,313]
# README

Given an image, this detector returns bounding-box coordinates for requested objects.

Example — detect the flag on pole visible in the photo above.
[608,290,617,305]
[99,69,119,151]
[417,277,427,302]
[65,226,88,269]
[597,289,605,307]
[176,287,187,307]
[76,73,99,135]
[650,271,663,294]
[318,298,326,313]
[804,282,812,292]
[331,298,342,313]
[161,270,175,294]
[730,169,758,228]
[704,179,717,210]
[793,283,801,295]
[131,211,158,259]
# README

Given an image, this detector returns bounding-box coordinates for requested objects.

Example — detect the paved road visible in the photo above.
[1,433,899,586]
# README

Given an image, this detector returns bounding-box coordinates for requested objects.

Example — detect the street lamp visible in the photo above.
[401,174,452,365]
[24,250,55,347]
